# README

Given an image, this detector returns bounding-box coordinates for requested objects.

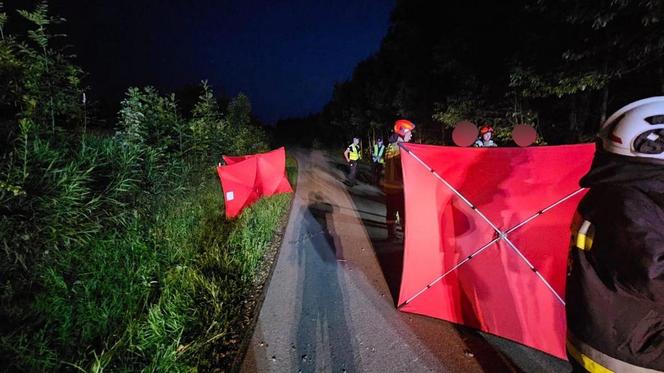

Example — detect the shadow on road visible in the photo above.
[290,192,359,372]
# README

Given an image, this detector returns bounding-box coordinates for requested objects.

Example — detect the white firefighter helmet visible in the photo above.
[600,96,664,161]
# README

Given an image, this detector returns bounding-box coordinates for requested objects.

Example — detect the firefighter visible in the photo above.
[474,125,498,147]
[344,136,361,186]
[566,97,664,372]
[371,137,386,185]
[384,119,415,240]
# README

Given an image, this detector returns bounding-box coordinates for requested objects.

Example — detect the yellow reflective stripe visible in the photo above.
[576,220,594,251]
[567,340,614,373]
[576,233,588,250]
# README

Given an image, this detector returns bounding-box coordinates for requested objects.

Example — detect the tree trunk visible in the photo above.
[600,53,610,129]
[600,85,609,128]
[568,97,578,142]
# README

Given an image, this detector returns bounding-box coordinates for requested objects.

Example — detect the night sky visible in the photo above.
[48,0,394,124]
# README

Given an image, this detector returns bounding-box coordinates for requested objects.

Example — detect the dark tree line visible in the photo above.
[277,0,664,146]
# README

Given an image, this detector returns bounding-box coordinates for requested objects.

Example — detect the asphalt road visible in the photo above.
[241,149,571,373]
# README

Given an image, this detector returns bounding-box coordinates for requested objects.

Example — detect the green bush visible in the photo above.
[2,170,294,371]
[0,2,291,371]
[1,137,293,372]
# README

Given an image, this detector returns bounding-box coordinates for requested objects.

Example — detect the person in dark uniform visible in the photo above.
[383,120,415,240]
[344,136,361,186]
[566,97,664,372]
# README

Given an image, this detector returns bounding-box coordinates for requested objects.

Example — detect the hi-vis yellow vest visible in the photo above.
[373,144,385,164]
[348,144,361,161]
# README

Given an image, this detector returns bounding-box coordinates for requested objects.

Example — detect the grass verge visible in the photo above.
[1,155,297,371]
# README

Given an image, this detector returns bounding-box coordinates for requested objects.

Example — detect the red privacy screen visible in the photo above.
[216,157,260,219]
[223,147,293,197]
[397,143,595,359]
[217,147,293,218]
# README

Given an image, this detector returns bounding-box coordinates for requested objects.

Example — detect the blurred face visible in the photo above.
[353,138,359,145]
[403,129,413,142]
[482,132,492,142]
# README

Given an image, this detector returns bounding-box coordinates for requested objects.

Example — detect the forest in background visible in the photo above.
[276,0,664,147]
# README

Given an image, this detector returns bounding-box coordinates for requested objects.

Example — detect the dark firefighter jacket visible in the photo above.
[566,150,664,371]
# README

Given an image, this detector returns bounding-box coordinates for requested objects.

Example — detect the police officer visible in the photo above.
[344,136,361,186]
[371,137,385,185]
[566,97,664,372]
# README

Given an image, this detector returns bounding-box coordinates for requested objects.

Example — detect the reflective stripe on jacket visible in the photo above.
[567,333,661,373]
[372,144,385,164]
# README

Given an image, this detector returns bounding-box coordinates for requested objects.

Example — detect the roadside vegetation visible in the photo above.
[0,2,294,371]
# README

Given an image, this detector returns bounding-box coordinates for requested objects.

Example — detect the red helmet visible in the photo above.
[394,119,416,136]
[480,126,494,135]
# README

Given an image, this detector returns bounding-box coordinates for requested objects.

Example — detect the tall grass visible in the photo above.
[1,4,295,370]
[1,157,296,371]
